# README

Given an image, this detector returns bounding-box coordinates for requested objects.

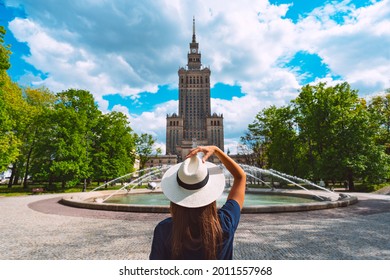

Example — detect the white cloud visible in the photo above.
[296,0,390,94]
[111,100,178,154]
[8,17,166,107]
[212,96,263,138]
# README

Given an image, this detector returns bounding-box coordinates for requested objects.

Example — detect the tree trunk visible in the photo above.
[23,146,34,189]
[48,173,54,190]
[7,163,17,189]
[347,169,355,191]
[13,167,20,185]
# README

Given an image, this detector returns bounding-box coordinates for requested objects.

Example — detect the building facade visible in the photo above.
[144,155,178,169]
[166,18,224,161]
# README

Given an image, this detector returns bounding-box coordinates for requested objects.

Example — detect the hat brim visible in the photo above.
[161,161,226,208]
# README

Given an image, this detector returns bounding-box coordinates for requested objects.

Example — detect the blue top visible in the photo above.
[149,199,241,260]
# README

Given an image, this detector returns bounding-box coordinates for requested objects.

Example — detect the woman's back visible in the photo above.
[150,199,241,260]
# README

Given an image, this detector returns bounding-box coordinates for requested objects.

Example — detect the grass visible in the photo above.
[0,184,88,197]
[0,182,149,197]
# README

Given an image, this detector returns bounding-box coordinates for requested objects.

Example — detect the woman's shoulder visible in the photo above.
[220,199,240,212]
[156,217,172,231]
[154,217,173,237]
[218,199,241,229]
[157,217,173,227]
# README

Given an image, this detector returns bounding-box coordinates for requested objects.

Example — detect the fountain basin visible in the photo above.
[60,188,358,214]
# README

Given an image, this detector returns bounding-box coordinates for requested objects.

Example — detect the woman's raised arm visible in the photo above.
[186,146,247,209]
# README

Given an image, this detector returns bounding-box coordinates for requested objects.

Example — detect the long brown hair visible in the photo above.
[170,201,223,259]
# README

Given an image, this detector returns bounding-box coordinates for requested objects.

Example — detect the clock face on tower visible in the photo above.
[191,48,197,53]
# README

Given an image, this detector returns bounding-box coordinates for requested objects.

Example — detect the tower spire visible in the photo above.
[192,16,196,43]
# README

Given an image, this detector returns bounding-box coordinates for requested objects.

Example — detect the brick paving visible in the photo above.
[0,192,389,260]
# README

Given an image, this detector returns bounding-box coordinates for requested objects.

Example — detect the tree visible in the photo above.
[239,131,266,167]
[0,26,20,172]
[30,89,101,189]
[0,26,10,70]
[368,90,390,154]
[135,133,160,171]
[0,76,20,173]
[246,82,389,190]
[90,111,136,183]
[248,105,302,175]
[17,87,56,188]
[28,108,58,187]
[293,82,388,189]
[57,89,101,188]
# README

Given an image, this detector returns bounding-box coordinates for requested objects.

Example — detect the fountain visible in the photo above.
[60,164,358,213]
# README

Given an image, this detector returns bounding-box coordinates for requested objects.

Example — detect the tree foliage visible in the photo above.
[91,111,136,182]
[0,26,11,70]
[248,105,302,175]
[368,90,390,154]
[13,87,56,188]
[135,133,160,171]
[0,26,22,172]
[0,26,162,190]
[4,87,143,190]
[0,74,21,172]
[246,82,389,189]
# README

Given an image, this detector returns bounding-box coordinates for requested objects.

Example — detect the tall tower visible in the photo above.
[166,17,224,161]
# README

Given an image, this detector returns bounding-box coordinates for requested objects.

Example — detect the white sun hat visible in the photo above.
[161,155,226,208]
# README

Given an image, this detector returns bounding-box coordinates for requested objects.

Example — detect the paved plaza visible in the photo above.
[0,192,390,260]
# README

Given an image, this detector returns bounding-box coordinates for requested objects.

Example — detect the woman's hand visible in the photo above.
[187,145,246,209]
[185,146,219,163]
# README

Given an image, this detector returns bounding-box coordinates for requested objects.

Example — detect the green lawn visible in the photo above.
[0,183,148,197]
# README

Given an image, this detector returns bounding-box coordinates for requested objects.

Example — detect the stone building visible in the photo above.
[166,18,224,161]
[144,155,178,169]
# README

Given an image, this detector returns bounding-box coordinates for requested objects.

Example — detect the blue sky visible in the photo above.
[1,0,389,153]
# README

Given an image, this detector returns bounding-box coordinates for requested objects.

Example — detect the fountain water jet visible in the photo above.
[101,166,170,203]
[240,165,327,201]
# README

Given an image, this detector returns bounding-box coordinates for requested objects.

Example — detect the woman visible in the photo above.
[149,145,246,260]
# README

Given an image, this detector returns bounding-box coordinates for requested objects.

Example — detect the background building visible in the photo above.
[144,155,177,169]
[166,18,224,161]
